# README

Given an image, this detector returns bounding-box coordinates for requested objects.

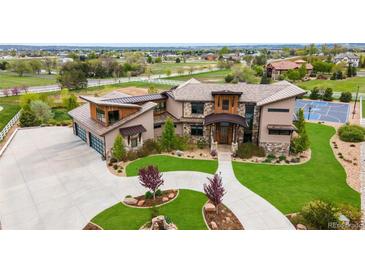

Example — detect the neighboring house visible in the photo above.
[333,52,360,67]
[266,60,313,80]
[202,53,217,61]
[69,79,305,159]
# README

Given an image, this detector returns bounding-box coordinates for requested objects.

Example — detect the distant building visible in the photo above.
[202,53,217,61]
[266,60,313,80]
[333,52,360,67]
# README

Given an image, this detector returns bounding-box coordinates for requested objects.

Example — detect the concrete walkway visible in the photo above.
[0,127,293,229]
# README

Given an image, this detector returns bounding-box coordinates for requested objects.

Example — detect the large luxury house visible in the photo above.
[266,60,313,80]
[69,79,306,159]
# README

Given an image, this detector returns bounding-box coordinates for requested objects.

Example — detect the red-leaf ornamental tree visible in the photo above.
[138,165,164,200]
[204,173,226,215]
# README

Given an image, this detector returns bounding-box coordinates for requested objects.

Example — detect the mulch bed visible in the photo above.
[204,203,244,230]
[83,223,102,230]
[133,189,178,207]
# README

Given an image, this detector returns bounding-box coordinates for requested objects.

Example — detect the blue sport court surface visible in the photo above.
[295,99,350,123]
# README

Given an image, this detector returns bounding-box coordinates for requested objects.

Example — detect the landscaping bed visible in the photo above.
[83,222,102,230]
[204,202,243,230]
[123,189,178,207]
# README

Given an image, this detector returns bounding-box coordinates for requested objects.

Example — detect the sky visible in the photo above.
[1,0,364,43]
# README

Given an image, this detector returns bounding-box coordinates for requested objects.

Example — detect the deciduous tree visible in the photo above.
[112,135,126,161]
[204,173,226,215]
[138,165,164,200]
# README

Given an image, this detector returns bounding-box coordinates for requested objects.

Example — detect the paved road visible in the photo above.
[0,127,293,229]
[0,68,217,96]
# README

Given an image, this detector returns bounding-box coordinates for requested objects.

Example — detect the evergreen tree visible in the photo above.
[161,117,176,151]
[291,108,310,154]
[322,88,333,101]
[260,72,270,84]
[112,135,126,161]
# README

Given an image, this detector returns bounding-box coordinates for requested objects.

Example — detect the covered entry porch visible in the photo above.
[204,113,248,152]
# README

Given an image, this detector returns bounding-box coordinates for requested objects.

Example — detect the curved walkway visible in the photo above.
[0,127,293,229]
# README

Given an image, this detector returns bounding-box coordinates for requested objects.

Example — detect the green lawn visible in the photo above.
[0,104,21,131]
[91,189,208,230]
[0,71,56,89]
[233,123,360,214]
[126,155,218,176]
[362,97,365,118]
[297,77,365,93]
[166,69,231,83]
[52,108,71,122]
[147,61,217,75]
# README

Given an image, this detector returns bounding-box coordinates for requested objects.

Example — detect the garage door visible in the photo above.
[89,133,105,155]
[75,123,87,142]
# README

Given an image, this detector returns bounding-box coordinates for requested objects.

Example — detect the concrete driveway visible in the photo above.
[0,127,136,229]
[0,127,293,230]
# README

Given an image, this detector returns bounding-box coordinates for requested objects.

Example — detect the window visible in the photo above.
[245,104,255,130]
[96,108,105,123]
[191,125,203,136]
[191,102,204,114]
[222,99,229,110]
[154,124,162,129]
[268,108,289,112]
[268,129,291,135]
[108,110,119,125]
[131,137,138,148]
[155,101,166,113]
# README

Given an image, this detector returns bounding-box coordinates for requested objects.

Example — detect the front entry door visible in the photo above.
[220,126,229,144]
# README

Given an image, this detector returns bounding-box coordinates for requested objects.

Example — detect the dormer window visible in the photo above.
[96,108,106,123]
[108,110,120,125]
[222,99,229,111]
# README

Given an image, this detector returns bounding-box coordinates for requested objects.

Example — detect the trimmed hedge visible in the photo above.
[338,124,365,142]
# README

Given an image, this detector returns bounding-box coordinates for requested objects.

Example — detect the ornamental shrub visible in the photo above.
[338,124,365,142]
[19,110,40,127]
[30,100,53,123]
[161,118,176,151]
[309,87,320,100]
[300,200,340,230]
[322,88,333,101]
[224,74,234,83]
[197,138,208,149]
[339,91,352,102]
[236,143,266,159]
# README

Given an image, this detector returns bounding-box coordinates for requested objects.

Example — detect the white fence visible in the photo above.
[0,110,21,141]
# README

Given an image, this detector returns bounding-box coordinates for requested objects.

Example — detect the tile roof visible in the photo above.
[170,80,306,105]
[268,60,313,70]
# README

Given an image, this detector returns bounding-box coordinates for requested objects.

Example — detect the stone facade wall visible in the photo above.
[259,142,290,155]
[183,102,214,118]
[238,103,245,116]
[252,106,260,144]
[183,123,210,142]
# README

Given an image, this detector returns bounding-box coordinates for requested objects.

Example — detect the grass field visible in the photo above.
[166,69,231,82]
[362,97,365,118]
[297,77,365,93]
[0,104,21,131]
[146,61,217,75]
[0,71,56,89]
[233,123,360,214]
[91,189,208,230]
[126,155,218,176]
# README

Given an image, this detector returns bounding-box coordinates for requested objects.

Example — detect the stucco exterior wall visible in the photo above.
[166,97,183,118]
[258,97,295,154]
[154,123,183,138]
[104,108,154,153]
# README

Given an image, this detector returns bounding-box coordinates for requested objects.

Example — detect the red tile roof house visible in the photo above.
[68,79,306,159]
[266,60,313,80]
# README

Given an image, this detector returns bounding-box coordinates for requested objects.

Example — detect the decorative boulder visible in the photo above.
[296,224,307,230]
[124,197,138,205]
[162,197,169,202]
[150,215,177,230]
[137,200,145,206]
[175,150,184,157]
[210,221,218,230]
[168,193,175,199]
[204,203,216,213]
